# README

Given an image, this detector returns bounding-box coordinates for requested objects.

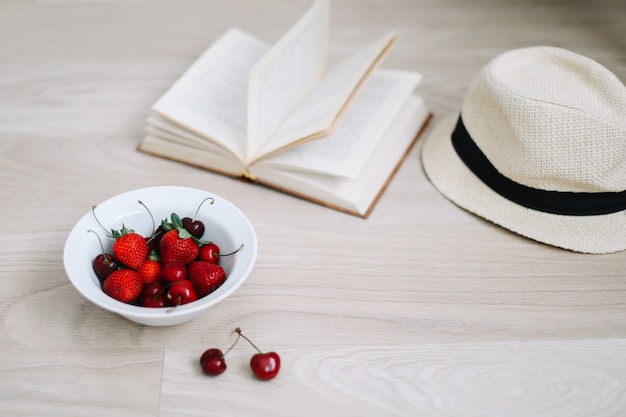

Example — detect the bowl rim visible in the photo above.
[63,185,257,321]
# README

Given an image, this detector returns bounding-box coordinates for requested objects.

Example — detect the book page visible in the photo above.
[256,32,398,158]
[246,0,329,162]
[252,69,422,178]
[140,134,246,178]
[249,96,429,217]
[151,28,269,164]
[146,115,234,159]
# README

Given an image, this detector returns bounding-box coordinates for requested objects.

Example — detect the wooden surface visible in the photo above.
[1,0,625,416]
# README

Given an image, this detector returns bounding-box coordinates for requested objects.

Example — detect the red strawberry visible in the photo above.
[112,226,148,269]
[160,229,199,265]
[102,269,143,303]
[138,259,161,285]
[188,261,226,297]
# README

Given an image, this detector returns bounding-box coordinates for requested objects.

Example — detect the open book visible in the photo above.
[138,0,430,218]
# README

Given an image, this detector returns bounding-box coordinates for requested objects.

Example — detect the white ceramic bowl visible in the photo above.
[63,186,257,326]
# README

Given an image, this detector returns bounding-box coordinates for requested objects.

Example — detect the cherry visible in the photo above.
[198,243,244,264]
[182,217,205,240]
[143,296,167,308]
[142,281,164,298]
[142,294,167,308]
[199,327,242,377]
[146,225,165,254]
[88,230,118,282]
[182,197,214,239]
[167,280,198,306]
[161,263,187,283]
[250,352,281,381]
[140,282,167,308]
[236,327,281,380]
[92,254,117,282]
[199,348,227,376]
[198,243,220,263]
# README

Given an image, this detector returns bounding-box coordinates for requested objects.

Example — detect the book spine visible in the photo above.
[239,170,258,182]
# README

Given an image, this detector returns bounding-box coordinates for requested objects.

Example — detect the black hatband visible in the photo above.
[451,116,626,216]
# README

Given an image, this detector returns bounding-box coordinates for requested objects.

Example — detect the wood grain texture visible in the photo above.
[1,0,625,415]
[160,340,626,417]
[0,348,163,417]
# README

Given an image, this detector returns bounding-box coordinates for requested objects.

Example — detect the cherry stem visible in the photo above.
[222,243,244,257]
[91,206,113,238]
[164,281,185,313]
[223,332,241,356]
[192,197,215,221]
[138,200,156,240]
[235,327,263,354]
[166,296,182,313]
[87,229,108,258]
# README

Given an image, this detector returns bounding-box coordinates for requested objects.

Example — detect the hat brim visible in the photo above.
[421,114,626,254]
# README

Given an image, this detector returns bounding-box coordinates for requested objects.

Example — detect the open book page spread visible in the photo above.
[255,32,398,159]
[138,0,431,217]
[150,28,269,164]
[246,0,330,163]
[252,69,422,178]
[251,96,429,216]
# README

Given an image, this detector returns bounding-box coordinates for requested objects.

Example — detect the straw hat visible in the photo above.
[421,46,626,254]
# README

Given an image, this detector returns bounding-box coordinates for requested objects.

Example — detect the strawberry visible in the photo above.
[138,259,161,285]
[160,229,199,265]
[157,212,211,265]
[188,261,226,297]
[112,225,148,269]
[102,269,143,303]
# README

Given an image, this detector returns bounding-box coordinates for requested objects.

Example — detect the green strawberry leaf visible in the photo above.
[176,226,193,239]
[161,218,174,231]
[110,224,134,239]
[170,212,183,229]
[193,236,212,245]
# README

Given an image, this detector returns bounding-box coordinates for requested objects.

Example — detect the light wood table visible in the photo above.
[1,1,625,416]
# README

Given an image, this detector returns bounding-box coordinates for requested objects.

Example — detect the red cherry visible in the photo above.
[88,230,118,282]
[235,327,281,380]
[250,352,281,380]
[167,280,198,306]
[182,197,214,239]
[198,243,244,264]
[92,253,118,282]
[140,282,167,308]
[142,295,167,308]
[182,217,205,239]
[146,225,165,253]
[198,243,220,263]
[161,263,187,283]
[198,327,241,377]
[199,348,227,376]
[142,281,164,298]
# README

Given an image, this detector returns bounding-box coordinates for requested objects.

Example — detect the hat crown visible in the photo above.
[462,46,626,193]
